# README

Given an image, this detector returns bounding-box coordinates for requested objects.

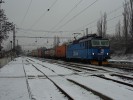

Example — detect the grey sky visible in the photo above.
[2,0,125,50]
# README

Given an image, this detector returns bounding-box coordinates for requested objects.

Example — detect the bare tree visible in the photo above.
[103,12,107,37]
[56,36,60,46]
[110,0,133,54]
[128,0,133,38]
[123,1,129,43]
[122,0,133,38]
[97,12,107,38]
[53,36,56,48]
[0,9,13,51]
[122,0,131,54]
[97,18,103,36]
[115,20,121,40]
[53,35,60,48]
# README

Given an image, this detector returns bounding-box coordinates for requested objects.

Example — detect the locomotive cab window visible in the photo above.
[100,40,109,46]
[91,40,100,46]
[91,40,109,47]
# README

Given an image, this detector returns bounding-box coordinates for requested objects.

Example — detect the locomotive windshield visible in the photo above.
[91,40,109,47]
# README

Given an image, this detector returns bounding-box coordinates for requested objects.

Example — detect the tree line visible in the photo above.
[97,0,133,54]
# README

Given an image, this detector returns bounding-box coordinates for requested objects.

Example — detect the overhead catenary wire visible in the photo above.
[17,13,123,36]
[55,0,99,31]
[18,0,125,40]
[50,0,83,30]
[17,27,76,33]
[29,0,58,29]
[20,0,33,28]
[17,14,122,35]
[107,14,122,22]
[15,36,72,39]
[74,4,125,31]
[90,15,123,34]
[19,44,48,46]
[88,14,123,31]
[88,21,122,34]
[107,5,123,16]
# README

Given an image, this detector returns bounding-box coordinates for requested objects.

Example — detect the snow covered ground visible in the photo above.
[0,57,133,100]
[109,54,133,63]
[0,57,29,100]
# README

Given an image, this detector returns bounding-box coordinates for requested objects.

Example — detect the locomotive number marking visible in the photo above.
[73,51,78,56]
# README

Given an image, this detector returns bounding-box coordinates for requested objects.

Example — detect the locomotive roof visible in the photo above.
[72,34,106,44]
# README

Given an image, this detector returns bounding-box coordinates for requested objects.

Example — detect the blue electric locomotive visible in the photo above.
[66,34,110,65]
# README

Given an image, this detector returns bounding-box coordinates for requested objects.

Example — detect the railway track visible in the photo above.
[107,63,133,71]
[25,57,133,100]
[38,58,133,87]
[41,58,133,72]
[42,58,131,76]
[22,59,32,99]
[92,74,133,88]
[26,58,113,100]
[25,59,72,100]
[67,79,112,100]
[110,73,133,80]
[59,62,133,87]
[55,63,98,72]
[42,59,109,72]
[46,59,133,74]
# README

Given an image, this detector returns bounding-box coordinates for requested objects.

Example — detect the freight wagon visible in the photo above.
[55,44,66,59]
[49,49,55,58]
[44,49,50,58]
[38,48,42,58]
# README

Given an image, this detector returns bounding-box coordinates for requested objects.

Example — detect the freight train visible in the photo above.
[30,34,110,65]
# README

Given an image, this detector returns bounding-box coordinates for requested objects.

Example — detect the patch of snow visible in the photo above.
[0,78,30,100]
[50,76,101,100]
[28,79,68,100]
[27,57,74,75]
[110,54,133,63]
[0,58,25,77]
[24,64,44,76]
[67,75,133,100]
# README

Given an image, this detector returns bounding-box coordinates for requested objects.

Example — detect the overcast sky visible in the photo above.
[2,0,125,50]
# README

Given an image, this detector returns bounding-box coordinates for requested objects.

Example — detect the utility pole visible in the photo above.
[13,25,15,51]
[10,41,12,60]
[17,40,18,46]
[86,28,88,35]
[0,0,4,8]
[10,41,12,50]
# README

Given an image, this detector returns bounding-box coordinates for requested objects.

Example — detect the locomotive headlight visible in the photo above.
[92,53,94,55]
[107,53,109,55]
